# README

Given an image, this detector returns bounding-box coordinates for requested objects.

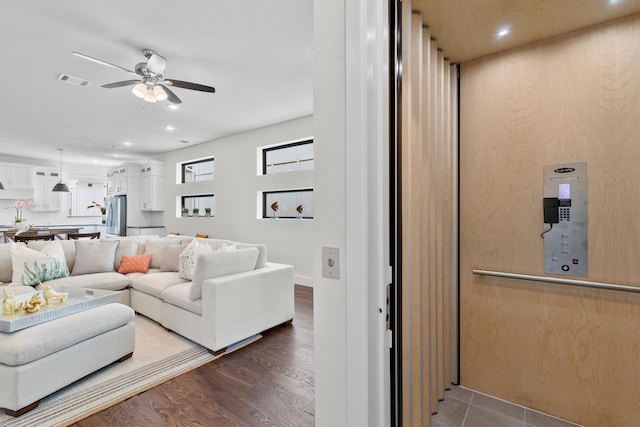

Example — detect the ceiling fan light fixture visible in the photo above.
[132,83,146,98]
[144,87,157,103]
[154,85,168,101]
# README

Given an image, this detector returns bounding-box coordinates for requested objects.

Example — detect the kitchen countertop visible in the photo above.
[0,223,105,232]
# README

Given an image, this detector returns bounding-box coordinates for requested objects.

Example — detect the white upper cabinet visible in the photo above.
[32,168,60,211]
[0,163,33,189]
[139,161,164,211]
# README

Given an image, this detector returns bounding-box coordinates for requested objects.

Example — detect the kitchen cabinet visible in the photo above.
[106,163,140,195]
[139,161,164,211]
[0,163,33,189]
[32,169,61,211]
[126,226,166,237]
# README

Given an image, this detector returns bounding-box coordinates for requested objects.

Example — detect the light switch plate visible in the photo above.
[322,247,340,279]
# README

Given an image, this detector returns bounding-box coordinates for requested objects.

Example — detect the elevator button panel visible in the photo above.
[543,162,588,277]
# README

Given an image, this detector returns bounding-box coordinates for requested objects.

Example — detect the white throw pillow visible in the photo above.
[103,238,138,270]
[160,244,188,272]
[71,240,120,276]
[10,242,69,286]
[144,238,181,269]
[218,242,237,252]
[189,247,259,301]
[178,238,213,280]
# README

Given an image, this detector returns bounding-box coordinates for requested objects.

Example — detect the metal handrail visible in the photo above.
[472,269,640,294]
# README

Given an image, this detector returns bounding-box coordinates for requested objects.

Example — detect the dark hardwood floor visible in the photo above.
[73,285,314,427]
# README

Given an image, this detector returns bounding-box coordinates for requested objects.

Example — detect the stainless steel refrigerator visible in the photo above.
[106,195,126,236]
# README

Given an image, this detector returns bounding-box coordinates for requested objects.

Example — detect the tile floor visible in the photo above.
[430,386,583,427]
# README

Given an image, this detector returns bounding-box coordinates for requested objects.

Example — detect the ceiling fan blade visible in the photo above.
[165,79,216,93]
[72,52,138,76]
[101,80,141,89]
[146,53,167,76]
[159,84,182,104]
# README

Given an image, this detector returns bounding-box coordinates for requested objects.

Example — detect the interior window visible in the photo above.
[181,194,215,216]
[262,139,313,175]
[181,158,214,183]
[262,189,313,219]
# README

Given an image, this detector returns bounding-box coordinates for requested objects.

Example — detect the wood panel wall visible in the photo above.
[400,1,459,425]
[459,13,640,427]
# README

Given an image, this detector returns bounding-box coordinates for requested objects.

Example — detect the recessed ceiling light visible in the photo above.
[165,125,175,131]
[497,28,510,38]
[168,104,179,110]
[122,141,132,146]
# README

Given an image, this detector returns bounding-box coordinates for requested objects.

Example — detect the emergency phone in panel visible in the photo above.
[542,163,588,277]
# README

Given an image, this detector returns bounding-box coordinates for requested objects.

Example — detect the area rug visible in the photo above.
[0,315,260,427]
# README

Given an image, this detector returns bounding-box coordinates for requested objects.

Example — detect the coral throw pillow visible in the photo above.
[118,254,153,274]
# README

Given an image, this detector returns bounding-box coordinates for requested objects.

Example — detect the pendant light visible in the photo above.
[52,148,70,192]
[0,181,4,190]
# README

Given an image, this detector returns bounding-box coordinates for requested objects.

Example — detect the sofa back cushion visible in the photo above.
[205,239,267,269]
[160,244,188,272]
[27,240,76,271]
[189,247,259,301]
[0,244,15,283]
[116,239,138,269]
[144,238,181,269]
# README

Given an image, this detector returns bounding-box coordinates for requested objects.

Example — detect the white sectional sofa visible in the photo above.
[0,235,295,353]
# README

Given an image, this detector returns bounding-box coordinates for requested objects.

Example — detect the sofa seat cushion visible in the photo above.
[0,303,134,366]
[130,272,190,299]
[39,272,130,291]
[162,283,202,315]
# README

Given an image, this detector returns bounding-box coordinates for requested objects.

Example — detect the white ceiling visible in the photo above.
[2,1,639,168]
[0,1,313,167]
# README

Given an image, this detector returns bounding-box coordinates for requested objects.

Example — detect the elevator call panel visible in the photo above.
[543,162,588,276]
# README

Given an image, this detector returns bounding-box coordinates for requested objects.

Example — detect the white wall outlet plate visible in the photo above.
[322,247,340,279]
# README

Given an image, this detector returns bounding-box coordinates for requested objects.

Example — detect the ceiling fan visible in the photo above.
[72,48,215,104]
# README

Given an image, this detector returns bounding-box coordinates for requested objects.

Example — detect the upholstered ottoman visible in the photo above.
[0,303,135,416]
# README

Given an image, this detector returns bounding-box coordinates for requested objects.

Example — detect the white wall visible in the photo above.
[160,116,314,283]
[314,1,390,425]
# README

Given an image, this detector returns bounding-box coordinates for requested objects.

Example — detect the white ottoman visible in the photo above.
[0,303,135,416]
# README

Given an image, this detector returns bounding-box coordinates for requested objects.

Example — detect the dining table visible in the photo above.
[3,227,82,242]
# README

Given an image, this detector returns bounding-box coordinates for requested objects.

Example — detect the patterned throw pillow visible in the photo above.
[178,238,213,280]
[118,254,153,274]
[10,243,69,286]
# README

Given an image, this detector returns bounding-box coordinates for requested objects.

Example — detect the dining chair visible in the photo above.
[67,231,101,240]
[14,234,56,242]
